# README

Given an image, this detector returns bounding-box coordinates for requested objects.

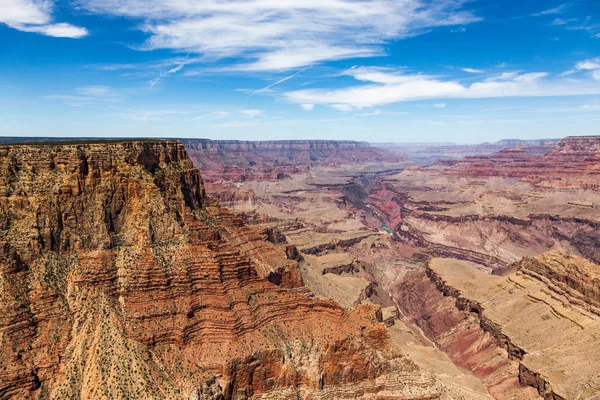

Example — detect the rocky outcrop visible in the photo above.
[0,141,446,399]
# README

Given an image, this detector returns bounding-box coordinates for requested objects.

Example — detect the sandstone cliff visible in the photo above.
[0,141,443,399]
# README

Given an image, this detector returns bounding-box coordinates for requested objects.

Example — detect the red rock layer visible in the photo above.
[0,141,428,399]
[443,136,600,189]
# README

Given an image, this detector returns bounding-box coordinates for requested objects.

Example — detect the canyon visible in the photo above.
[0,140,487,400]
[1,136,599,399]
[182,136,600,400]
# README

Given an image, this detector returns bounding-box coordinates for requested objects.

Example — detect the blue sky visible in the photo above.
[1,0,600,143]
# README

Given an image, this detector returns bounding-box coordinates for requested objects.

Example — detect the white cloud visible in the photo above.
[285,66,600,108]
[434,103,446,108]
[594,33,600,38]
[461,68,483,73]
[300,104,315,111]
[331,104,354,112]
[576,57,600,70]
[0,0,88,38]
[531,4,569,17]
[77,0,480,71]
[575,57,600,81]
[241,109,264,117]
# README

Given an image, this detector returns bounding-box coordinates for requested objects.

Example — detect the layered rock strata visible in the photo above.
[398,255,600,400]
[0,141,440,399]
[443,136,600,190]
[182,139,407,183]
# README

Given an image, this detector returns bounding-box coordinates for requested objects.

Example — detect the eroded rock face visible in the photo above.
[443,136,600,190]
[182,139,407,183]
[0,141,441,399]
[518,250,600,309]
[398,256,600,400]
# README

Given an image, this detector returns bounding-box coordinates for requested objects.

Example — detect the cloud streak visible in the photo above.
[531,4,569,17]
[77,0,480,71]
[247,65,313,97]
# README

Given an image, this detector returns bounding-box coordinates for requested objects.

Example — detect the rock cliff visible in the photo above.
[0,140,445,399]
[443,136,600,189]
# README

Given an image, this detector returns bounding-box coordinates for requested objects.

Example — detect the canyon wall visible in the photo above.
[443,136,600,190]
[182,139,407,183]
[0,141,442,399]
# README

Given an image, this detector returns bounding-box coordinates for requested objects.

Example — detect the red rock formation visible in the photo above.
[0,141,441,399]
[444,136,600,189]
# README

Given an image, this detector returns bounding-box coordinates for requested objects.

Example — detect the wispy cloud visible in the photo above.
[47,85,119,106]
[46,95,96,107]
[76,85,112,96]
[247,65,312,97]
[285,65,600,108]
[150,63,186,87]
[300,104,315,111]
[461,68,483,73]
[531,3,570,17]
[241,109,264,118]
[77,0,480,71]
[434,103,446,108]
[0,0,87,38]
